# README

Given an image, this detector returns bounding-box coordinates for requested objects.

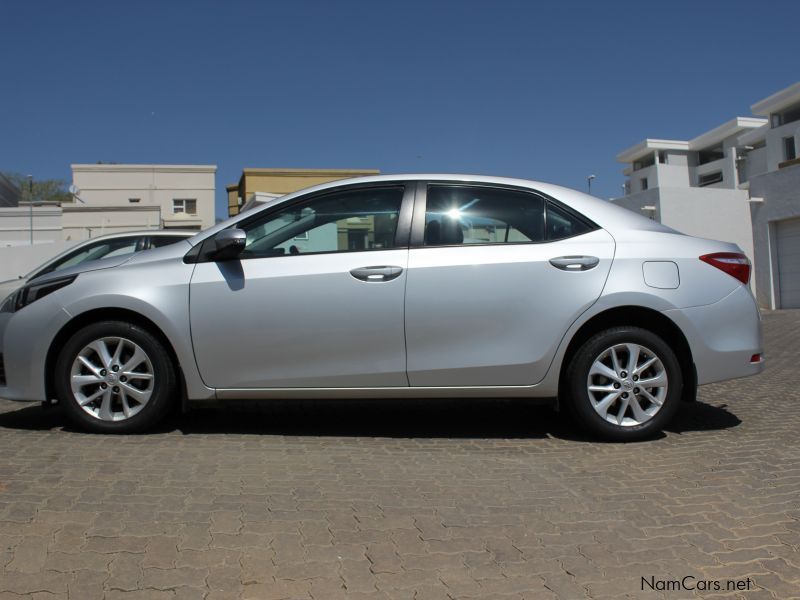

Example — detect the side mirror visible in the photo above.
[212,228,246,261]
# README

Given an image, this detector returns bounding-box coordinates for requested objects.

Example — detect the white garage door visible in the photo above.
[776,217,800,309]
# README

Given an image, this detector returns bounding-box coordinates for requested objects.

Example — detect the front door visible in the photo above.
[404,183,615,387]
[189,184,412,389]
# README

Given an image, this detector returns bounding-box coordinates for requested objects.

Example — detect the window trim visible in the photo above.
[409,181,599,249]
[192,182,414,263]
[173,198,198,215]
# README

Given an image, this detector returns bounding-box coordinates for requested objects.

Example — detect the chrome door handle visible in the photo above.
[549,256,599,271]
[349,265,403,282]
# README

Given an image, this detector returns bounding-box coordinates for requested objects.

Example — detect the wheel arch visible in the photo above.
[45,307,187,408]
[558,305,697,403]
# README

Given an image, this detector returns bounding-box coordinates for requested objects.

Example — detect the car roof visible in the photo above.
[77,229,196,242]
[192,174,672,244]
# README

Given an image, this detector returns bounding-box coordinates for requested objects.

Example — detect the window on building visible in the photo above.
[173,199,197,215]
[698,171,723,187]
[633,154,655,171]
[697,145,725,165]
[240,187,403,258]
[640,177,648,191]
[783,137,797,161]
[658,151,667,164]
[129,198,141,203]
[777,102,800,127]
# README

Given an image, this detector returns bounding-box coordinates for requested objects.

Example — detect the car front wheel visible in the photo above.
[566,326,682,441]
[55,320,177,433]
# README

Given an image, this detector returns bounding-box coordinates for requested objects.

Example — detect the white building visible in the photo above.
[614,118,765,277]
[613,82,800,309]
[69,164,216,239]
[743,83,800,310]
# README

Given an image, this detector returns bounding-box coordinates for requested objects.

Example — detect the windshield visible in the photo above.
[32,237,142,279]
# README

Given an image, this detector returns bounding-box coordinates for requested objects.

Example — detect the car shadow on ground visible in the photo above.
[0,397,741,442]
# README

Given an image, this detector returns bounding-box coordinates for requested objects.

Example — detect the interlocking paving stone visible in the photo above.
[1,309,799,598]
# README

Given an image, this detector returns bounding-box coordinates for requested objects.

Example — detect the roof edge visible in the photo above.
[616,139,689,163]
[71,164,217,172]
[751,82,800,116]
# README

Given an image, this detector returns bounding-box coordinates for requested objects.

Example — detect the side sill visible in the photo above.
[209,385,551,401]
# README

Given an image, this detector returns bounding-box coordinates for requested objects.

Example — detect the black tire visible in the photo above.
[565,326,683,442]
[55,320,177,433]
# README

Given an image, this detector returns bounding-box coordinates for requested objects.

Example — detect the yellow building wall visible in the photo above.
[228,168,379,216]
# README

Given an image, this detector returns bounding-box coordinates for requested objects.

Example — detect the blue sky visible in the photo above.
[1,0,797,219]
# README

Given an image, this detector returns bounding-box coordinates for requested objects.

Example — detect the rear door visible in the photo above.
[404,182,615,387]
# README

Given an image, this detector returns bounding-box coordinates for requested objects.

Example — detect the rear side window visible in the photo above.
[150,235,188,249]
[545,202,594,241]
[423,185,545,246]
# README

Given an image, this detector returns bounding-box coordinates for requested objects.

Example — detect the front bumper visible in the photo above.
[664,285,764,386]
[0,298,72,403]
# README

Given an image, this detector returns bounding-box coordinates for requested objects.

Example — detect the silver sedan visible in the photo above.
[0,175,763,440]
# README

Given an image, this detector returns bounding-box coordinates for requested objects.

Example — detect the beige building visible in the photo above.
[0,205,63,246]
[70,164,216,239]
[226,168,379,216]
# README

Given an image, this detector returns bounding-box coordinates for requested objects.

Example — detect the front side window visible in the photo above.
[173,199,197,215]
[423,185,545,246]
[240,187,404,259]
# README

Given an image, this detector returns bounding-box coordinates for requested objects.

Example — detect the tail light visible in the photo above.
[699,252,750,285]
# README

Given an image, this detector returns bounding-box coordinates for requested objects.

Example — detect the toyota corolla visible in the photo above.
[0,175,763,440]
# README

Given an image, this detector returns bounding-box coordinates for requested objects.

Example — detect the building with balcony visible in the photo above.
[743,82,800,310]
[613,81,800,309]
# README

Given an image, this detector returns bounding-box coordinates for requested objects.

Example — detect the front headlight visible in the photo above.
[0,276,77,313]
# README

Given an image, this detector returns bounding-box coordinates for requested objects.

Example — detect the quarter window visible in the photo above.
[240,187,404,259]
[545,201,593,241]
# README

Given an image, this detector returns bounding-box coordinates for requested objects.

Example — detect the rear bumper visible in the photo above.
[664,285,764,386]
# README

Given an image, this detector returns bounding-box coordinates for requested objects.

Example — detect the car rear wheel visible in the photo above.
[55,321,176,433]
[566,326,682,441]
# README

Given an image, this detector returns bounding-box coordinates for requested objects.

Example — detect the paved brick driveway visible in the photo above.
[1,311,798,599]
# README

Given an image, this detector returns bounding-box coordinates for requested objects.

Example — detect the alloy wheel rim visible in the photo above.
[586,343,667,427]
[70,337,154,422]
